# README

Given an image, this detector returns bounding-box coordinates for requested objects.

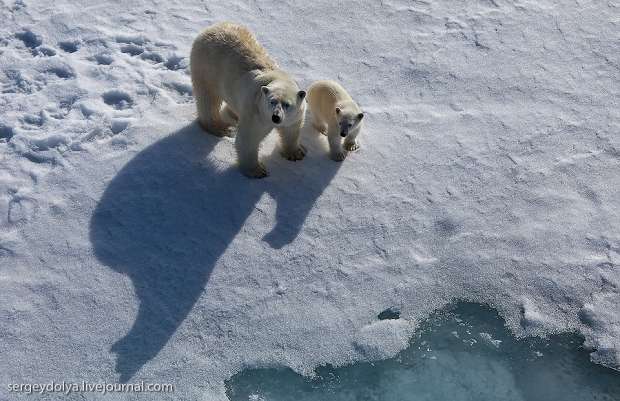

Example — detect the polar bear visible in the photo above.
[306,80,364,161]
[190,22,307,178]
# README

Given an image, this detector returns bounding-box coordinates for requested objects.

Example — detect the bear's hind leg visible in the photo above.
[193,82,213,130]
[195,87,232,137]
[220,103,239,131]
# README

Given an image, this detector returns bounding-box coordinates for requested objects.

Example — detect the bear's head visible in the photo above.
[335,101,364,137]
[260,79,306,128]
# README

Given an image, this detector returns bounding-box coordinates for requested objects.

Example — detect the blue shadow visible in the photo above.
[89,122,340,381]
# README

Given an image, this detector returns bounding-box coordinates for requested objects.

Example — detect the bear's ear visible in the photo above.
[297,90,306,100]
[261,86,270,95]
[357,112,364,120]
[335,107,341,115]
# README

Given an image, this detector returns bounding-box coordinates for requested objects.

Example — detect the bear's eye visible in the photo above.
[348,123,353,128]
[282,102,290,110]
[270,99,278,106]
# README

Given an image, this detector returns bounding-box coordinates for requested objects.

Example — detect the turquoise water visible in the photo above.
[226,303,620,401]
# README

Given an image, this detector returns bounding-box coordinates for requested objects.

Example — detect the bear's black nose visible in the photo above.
[340,131,347,137]
[272,115,281,124]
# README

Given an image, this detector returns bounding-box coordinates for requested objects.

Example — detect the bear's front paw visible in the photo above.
[220,126,237,138]
[344,141,359,152]
[282,145,306,161]
[330,150,347,162]
[241,162,268,179]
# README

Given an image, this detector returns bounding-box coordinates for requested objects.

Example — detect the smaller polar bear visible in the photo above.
[190,22,307,178]
[307,80,364,161]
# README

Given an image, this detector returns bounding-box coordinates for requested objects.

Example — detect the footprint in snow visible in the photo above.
[2,70,42,94]
[15,29,42,49]
[116,34,182,69]
[102,90,134,110]
[15,29,58,57]
[120,44,144,56]
[164,81,192,96]
[92,53,114,65]
[164,55,188,71]
[45,65,75,79]
[140,51,164,63]
[0,124,14,140]
[58,40,80,53]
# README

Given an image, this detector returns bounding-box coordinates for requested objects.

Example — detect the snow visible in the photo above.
[0,0,619,400]
[353,318,415,360]
[227,303,620,401]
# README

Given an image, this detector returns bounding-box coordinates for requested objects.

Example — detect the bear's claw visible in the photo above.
[330,150,347,162]
[344,142,359,152]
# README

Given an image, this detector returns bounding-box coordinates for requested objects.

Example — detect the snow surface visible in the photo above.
[0,0,619,399]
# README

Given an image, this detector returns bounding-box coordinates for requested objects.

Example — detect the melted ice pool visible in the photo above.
[226,303,620,401]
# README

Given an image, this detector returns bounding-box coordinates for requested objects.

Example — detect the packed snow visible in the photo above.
[1,0,619,400]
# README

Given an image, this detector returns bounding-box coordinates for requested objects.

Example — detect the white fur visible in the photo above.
[306,80,364,161]
[190,22,307,178]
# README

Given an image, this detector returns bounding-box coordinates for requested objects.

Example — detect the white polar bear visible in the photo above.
[190,22,307,178]
[306,80,364,161]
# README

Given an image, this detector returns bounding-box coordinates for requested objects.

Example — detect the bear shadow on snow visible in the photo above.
[89,121,341,382]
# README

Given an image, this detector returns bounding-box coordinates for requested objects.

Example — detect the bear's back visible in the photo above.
[194,22,278,72]
[308,80,353,104]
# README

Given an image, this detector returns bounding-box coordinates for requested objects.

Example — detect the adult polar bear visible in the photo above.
[190,22,307,178]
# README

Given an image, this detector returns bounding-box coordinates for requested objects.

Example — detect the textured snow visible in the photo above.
[0,0,619,400]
